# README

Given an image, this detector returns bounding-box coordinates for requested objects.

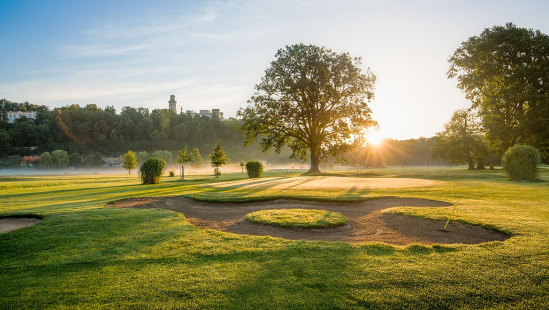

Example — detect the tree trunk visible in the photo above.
[467,157,475,170]
[307,147,321,174]
[476,158,486,170]
[181,165,185,180]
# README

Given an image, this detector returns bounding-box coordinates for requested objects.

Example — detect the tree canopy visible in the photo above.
[238,44,377,173]
[431,109,489,170]
[448,23,549,156]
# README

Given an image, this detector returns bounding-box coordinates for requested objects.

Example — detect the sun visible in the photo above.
[366,130,385,146]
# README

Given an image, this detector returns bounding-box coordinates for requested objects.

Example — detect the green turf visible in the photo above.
[1,166,548,309]
[246,209,348,228]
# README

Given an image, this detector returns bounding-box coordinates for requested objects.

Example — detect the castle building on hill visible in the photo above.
[168,95,224,120]
[168,95,177,113]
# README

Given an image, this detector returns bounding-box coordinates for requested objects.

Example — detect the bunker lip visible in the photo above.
[107,197,510,246]
[0,217,43,234]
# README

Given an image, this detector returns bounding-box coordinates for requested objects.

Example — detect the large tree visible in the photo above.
[238,44,377,173]
[448,23,549,156]
[432,109,489,170]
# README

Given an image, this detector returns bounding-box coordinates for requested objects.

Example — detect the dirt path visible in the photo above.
[108,197,509,245]
[0,218,42,234]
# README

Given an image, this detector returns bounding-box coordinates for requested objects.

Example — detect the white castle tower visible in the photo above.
[168,95,177,113]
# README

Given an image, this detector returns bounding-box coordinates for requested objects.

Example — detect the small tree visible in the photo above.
[139,158,166,184]
[122,151,138,175]
[52,150,69,169]
[190,148,202,167]
[176,147,193,180]
[502,145,541,181]
[209,142,227,178]
[246,161,264,178]
[240,160,246,173]
[40,152,53,169]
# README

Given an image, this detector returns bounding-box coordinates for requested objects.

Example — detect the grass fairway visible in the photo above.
[1,167,548,309]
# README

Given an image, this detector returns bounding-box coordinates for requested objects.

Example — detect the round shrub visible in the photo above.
[246,209,348,228]
[169,171,175,177]
[502,145,541,181]
[246,160,264,178]
[139,158,167,184]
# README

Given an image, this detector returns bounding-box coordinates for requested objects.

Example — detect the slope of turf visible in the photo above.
[1,167,548,309]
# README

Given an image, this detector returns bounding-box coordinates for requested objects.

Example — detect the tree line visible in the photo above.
[433,23,549,168]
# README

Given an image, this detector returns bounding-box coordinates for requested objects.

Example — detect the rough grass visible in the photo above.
[0,166,548,309]
[246,209,348,228]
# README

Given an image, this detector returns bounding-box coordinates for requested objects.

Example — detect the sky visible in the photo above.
[1,0,548,140]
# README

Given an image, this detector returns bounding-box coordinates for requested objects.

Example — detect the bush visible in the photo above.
[502,145,541,181]
[139,158,166,184]
[246,160,264,178]
[169,171,175,177]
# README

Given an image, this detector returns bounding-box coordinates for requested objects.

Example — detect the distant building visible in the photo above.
[168,95,177,113]
[8,111,37,123]
[169,95,224,120]
[185,109,224,120]
[20,155,40,167]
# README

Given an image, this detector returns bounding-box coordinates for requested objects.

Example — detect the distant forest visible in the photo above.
[1,98,444,168]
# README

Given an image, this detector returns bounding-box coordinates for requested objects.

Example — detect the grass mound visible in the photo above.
[246,209,348,228]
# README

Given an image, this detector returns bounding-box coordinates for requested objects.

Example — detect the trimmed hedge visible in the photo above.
[139,158,167,184]
[503,145,541,181]
[245,160,264,178]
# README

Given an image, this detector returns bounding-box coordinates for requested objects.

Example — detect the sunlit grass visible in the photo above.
[0,166,548,308]
[246,209,348,228]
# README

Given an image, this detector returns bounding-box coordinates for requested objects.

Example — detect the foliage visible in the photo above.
[68,153,82,167]
[208,142,227,178]
[431,109,489,170]
[176,147,193,180]
[84,152,104,167]
[122,151,138,175]
[245,160,264,178]
[39,152,53,169]
[238,44,377,173]
[448,23,549,156]
[502,145,541,181]
[138,158,166,184]
[51,150,69,169]
[136,151,149,164]
[169,171,175,177]
[190,148,202,167]
[152,150,173,164]
[246,209,348,228]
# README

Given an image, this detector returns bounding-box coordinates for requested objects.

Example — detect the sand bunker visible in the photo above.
[108,197,508,245]
[0,218,42,234]
[204,176,440,190]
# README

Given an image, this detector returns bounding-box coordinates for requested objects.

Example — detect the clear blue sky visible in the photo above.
[1,0,548,139]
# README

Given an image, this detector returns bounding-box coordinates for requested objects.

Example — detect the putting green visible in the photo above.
[206,176,440,190]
